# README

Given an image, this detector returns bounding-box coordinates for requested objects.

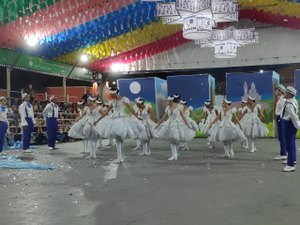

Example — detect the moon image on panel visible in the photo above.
[129,81,141,94]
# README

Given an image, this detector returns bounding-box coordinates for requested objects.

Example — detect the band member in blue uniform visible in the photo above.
[281,86,300,172]
[18,93,35,153]
[0,96,9,155]
[43,95,59,150]
[274,84,287,160]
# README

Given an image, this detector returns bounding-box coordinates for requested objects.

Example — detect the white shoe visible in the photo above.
[282,160,297,165]
[118,158,124,163]
[250,148,255,153]
[168,155,178,161]
[133,146,141,150]
[139,152,147,156]
[23,149,33,153]
[86,154,97,159]
[49,147,54,150]
[283,166,296,172]
[274,155,287,160]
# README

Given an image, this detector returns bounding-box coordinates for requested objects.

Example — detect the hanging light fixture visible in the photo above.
[157,0,238,40]
[195,26,258,58]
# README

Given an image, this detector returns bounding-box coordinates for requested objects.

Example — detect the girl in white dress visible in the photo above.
[69,97,102,159]
[155,96,195,161]
[209,99,246,158]
[95,99,104,150]
[68,101,88,153]
[132,99,142,151]
[94,87,144,163]
[200,101,220,149]
[135,97,157,156]
[239,99,249,149]
[240,96,269,153]
[179,100,199,151]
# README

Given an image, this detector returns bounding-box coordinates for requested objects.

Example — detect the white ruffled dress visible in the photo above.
[210,107,246,142]
[240,104,269,138]
[200,107,220,135]
[82,107,100,139]
[68,107,89,139]
[183,106,199,131]
[94,97,145,139]
[157,105,195,143]
[136,104,157,141]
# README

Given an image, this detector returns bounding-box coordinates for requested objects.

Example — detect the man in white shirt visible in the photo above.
[274,84,287,160]
[281,86,300,172]
[43,96,59,150]
[18,93,35,153]
[0,96,9,155]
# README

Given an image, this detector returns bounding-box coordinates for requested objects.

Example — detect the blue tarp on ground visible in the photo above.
[0,156,54,170]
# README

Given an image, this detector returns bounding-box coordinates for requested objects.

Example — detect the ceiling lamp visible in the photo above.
[195,26,258,58]
[157,0,238,40]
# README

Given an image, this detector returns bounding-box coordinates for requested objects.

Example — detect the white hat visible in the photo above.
[88,96,96,101]
[49,95,56,101]
[109,87,119,94]
[173,94,180,99]
[77,101,84,105]
[242,98,247,103]
[0,96,6,101]
[204,100,211,105]
[22,93,30,99]
[276,84,286,93]
[167,96,174,101]
[180,100,187,104]
[248,96,255,101]
[224,99,232,104]
[136,97,144,104]
[286,86,297,96]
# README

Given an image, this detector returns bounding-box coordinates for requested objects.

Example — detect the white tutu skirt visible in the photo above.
[82,122,99,139]
[210,121,246,142]
[68,119,86,139]
[95,115,145,140]
[156,119,195,143]
[139,119,158,141]
[187,118,199,131]
[241,115,269,138]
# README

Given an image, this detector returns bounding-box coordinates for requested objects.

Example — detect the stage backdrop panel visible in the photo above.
[117,77,168,119]
[167,74,215,113]
[226,71,280,136]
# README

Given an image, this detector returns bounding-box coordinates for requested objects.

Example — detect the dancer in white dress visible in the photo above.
[155,96,195,161]
[135,97,157,156]
[69,97,102,159]
[209,99,246,158]
[94,87,145,163]
[179,100,199,151]
[133,99,142,151]
[200,101,220,149]
[239,99,249,149]
[95,99,104,150]
[68,101,88,153]
[240,96,269,153]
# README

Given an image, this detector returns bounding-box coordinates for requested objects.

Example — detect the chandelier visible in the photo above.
[156,0,259,58]
[195,26,258,58]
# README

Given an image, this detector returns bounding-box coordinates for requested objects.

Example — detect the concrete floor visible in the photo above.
[0,138,300,225]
